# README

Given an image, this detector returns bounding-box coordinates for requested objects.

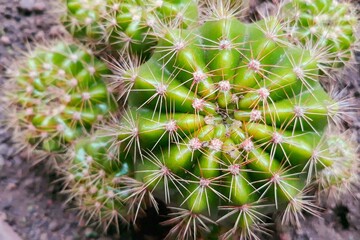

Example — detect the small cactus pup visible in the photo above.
[61,0,199,58]
[281,0,359,71]
[65,131,177,237]
[109,14,350,239]
[1,41,116,164]
[63,133,134,234]
[317,126,359,201]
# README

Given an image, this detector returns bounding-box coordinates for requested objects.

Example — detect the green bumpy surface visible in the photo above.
[66,135,132,231]
[318,129,359,198]
[62,0,199,57]
[106,16,341,238]
[7,42,115,153]
[283,0,357,68]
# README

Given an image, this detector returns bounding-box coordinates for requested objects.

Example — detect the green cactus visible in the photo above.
[64,134,133,232]
[62,14,353,239]
[62,0,199,58]
[2,41,116,159]
[317,127,359,200]
[281,0,358,70]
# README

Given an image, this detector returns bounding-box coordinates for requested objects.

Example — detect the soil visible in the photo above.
[0,1,359,240]
[0,0,116,239]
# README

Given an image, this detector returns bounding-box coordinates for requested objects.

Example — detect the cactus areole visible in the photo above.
[104,16,342,238]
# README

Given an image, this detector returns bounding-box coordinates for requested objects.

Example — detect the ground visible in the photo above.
[0,0,359,240]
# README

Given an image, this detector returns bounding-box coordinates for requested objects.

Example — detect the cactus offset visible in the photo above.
[281,0,359,71]
[62,0,199,57]
[64,135,133,232]
[2,42,116,162]
[317,127,359,200]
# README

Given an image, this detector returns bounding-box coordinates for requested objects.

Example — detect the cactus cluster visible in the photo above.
[281,0,358,70]
[62,0,199,57]
[2,42,116,160]
[1,0,359,239]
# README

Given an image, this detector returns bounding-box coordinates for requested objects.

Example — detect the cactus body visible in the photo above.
[282,0,358,69]
[317,128,359,200]
[65,135,132,231]
[62,0,199,57]
[3,42,116,155]
[79,16,347,239]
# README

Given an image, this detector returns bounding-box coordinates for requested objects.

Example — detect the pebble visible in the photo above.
[27,205,35,213]
[40,233,47,240]
[5,183,17,191]
[0,217,22,240]
[0,212,7,221]
[12,156,22,167]
[5,146,16,158]
[49,221,60,232]
[279,232,292,240]
[356,193,360,199]
[23,178,35,189]
[0,144,16,159]
[0,144,8,157]
[0,129,11,143]
[0,36,11,45]
[35,30,45,41]
[0,155,4,170]
[18,0,36,12]
[19,216,27,226]
[49,25,65,38]
[33,2,46,13]
[2,202,12,211]
[84,228,98,238]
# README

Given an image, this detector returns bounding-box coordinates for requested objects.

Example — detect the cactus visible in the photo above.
[317,127,359,201]
[1,0,356,239]
[1,41,116,162]
[62,12,355,238]
[62,0,199,58]
[281,0,359,71]
[64,134,132,233]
